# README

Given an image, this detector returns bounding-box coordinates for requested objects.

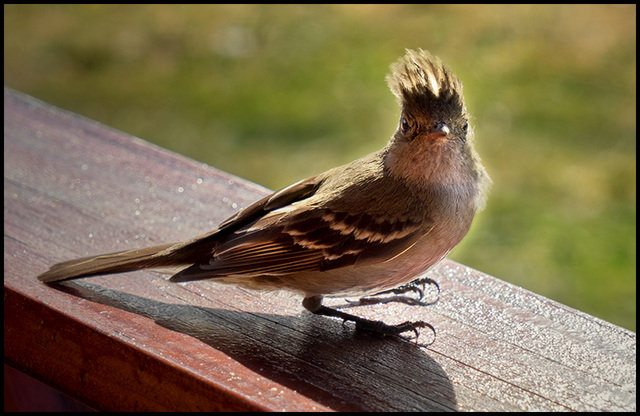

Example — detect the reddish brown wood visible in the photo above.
[4,87,636,411]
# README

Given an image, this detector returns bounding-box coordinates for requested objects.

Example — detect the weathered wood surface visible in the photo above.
[4,87,636,411]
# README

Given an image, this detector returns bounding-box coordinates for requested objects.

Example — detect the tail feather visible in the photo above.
[37,243,182,283]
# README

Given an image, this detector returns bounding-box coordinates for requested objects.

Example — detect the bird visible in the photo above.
[38,49,490,339]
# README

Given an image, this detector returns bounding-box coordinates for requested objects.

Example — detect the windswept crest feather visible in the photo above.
[386,49,466,119]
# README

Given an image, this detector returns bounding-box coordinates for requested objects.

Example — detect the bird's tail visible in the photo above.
[37,243,186,283]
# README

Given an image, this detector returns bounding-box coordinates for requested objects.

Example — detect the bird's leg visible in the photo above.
[348,276,440,307]
[302,296,435,341]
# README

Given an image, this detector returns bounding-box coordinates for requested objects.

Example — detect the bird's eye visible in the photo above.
[400,117,411,134]
[463,120,469,133]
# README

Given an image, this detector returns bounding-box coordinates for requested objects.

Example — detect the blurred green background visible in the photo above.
[4,5,635,331]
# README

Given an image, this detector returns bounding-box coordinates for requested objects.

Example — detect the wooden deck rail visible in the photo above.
[4,86,636,411]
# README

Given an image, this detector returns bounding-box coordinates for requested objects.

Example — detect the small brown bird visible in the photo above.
[38,49,490,338]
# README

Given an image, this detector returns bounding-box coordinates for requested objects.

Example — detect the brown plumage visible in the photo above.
[38,49,490,338]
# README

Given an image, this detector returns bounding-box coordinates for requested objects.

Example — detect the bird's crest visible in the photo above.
[386,49,465,117]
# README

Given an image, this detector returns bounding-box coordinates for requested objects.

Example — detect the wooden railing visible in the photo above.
[4,87,636,411]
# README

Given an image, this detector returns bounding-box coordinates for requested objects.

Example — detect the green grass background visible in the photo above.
[5,5,635,331]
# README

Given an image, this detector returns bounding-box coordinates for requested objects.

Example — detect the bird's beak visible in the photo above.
[426,123,450,139]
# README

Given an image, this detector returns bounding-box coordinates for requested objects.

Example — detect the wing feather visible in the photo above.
[173,207,432,281]
[170,154,434,283]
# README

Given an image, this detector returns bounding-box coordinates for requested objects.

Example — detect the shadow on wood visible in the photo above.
[53,279,458,411]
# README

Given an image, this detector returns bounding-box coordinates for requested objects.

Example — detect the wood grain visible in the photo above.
[4,87,635,411]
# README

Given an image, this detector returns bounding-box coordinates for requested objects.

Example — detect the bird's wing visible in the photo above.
[170,173,432,282]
